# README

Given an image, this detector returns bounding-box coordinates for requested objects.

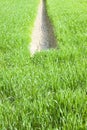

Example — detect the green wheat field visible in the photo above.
[0,0,87,129]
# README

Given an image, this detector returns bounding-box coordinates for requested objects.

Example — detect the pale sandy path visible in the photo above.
[29,0,57,55]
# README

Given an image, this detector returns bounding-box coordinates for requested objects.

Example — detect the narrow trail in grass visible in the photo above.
[30,0,57,55]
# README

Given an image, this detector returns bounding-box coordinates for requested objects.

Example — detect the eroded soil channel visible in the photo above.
[30,0,57,55]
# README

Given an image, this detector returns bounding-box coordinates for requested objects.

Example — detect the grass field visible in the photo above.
[0,0,87,129]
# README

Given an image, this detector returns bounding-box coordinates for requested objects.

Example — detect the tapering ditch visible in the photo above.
[29,0,57,55]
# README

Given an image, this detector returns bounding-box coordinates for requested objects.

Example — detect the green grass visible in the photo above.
[0,0,87,129]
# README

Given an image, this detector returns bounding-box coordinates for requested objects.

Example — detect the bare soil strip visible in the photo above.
[29,0,57,55]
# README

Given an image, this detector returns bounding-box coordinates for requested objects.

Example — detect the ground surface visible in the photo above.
[0,0,87,129]
[30,0,57,55]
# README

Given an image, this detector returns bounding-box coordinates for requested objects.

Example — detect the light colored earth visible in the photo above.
[29,0,57,55]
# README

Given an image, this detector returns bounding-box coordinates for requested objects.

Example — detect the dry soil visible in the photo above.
[29,0,57,55]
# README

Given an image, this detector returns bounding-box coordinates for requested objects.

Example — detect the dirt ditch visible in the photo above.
[29,0,57,55]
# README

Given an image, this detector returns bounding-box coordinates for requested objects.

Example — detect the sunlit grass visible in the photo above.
[0,0,87,129]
